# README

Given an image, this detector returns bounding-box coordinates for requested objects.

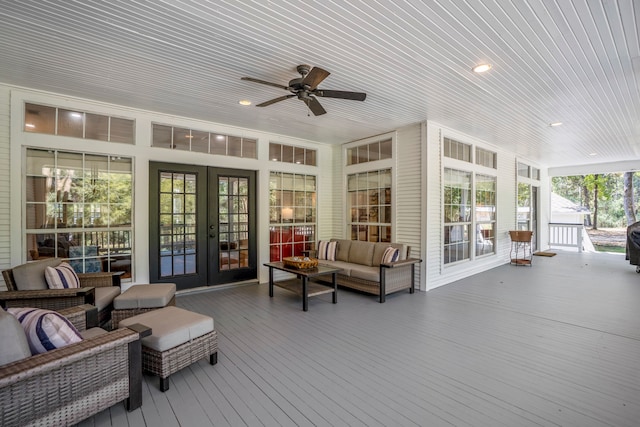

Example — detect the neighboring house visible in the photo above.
[549,193,595,252]
[550,193,591,225]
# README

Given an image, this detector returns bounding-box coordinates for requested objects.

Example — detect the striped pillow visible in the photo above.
[381,247,400,264]
[7,307,83,354]
[317,240,337,261]
[44,262,81,289]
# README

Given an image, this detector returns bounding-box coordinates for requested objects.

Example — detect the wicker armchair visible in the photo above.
[0,305,150,427]
[1,258,122,326]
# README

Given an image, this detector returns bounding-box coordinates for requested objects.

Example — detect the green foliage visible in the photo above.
[552,172,640,228]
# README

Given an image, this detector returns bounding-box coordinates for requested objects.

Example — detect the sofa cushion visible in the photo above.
[317,260,353,277]
[95,286,121,311]
[114,283,175,309]
[348,240,375,266]
[0,308,31,366]
[333,239,352,262]
[45,262,81,289]
[349,264,380,282]
[12,258,62,290]
[317,241,337,261]
[8,307,83,355]
[382,247,400,264]
[80,327,109,339]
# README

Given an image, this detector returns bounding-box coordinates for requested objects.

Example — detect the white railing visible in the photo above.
[548,223,584,252]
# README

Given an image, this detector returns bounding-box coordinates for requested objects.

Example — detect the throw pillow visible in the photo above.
[318,240,337,261]
[381,247,400,264]
[44,262,81,289]
[7,307,83,355]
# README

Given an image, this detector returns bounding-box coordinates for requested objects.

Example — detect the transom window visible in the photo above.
[269,143,316,166]
[152,124,257,159]
[346,138,392,165]
[444,137,472,162]
[24,103,134,144]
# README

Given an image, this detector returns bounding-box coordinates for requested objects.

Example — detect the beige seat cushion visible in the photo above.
[94,286,121,311]
[114,283,176,309]
[349,264,380,282]
[119,306,214,352]
[0,309,31,365]
[12,258,62,290]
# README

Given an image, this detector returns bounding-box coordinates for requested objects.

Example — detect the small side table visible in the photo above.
[509,230,533,266]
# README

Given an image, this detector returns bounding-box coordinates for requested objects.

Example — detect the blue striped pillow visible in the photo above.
[7,307,83,354]
[317,240,337,261]
[381,247,399,264]
[44,262,81,289]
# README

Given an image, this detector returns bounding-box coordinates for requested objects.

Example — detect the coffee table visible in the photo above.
[264,262,342,311]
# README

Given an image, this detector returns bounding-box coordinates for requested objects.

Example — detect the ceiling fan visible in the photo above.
[241,64,366,116]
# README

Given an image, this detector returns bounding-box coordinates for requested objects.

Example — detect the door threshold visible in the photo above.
[176,279,259,296]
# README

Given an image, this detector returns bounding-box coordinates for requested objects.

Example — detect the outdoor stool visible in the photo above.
[111,283,176,329]
[118,306,218,391]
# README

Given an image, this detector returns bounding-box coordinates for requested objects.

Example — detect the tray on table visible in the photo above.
[282,257,319,270]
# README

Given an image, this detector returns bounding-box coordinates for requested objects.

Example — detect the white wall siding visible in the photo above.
[395,123,424,290]
[0,86,10,290]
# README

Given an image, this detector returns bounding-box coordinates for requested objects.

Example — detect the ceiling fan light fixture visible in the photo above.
[472,63,492,73]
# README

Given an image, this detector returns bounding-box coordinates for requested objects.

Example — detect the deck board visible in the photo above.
[82,251,640,426]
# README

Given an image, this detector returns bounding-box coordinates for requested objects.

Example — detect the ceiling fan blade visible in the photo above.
[303,96,327,116]
[301,67,330,90]
[241,77,288,90]
[314,89,367,101]
[256,94,295,107]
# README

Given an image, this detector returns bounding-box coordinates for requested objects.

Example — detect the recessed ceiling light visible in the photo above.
[239,100,252,106]
[549,122,563,127]
[589,152,597,156]
[472,63,492,73]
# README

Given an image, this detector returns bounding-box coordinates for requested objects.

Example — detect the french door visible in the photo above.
[149,162,256,290]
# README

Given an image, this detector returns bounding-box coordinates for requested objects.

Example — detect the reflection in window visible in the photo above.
[269,172,316,261]
[347,169,392,242]
[443,168,471,264]
[475,174,496,256]
[25,149,133,279]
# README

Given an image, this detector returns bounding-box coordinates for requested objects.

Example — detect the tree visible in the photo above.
[583,174,613,230]
[623,171,637,225]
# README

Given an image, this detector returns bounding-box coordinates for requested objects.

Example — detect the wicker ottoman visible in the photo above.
[118,306,218,391]
[111,283,176,329]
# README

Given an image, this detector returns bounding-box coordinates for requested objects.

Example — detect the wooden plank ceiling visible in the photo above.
[0,0,638,168]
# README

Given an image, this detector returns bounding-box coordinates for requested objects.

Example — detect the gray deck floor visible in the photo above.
[78,251,640,426]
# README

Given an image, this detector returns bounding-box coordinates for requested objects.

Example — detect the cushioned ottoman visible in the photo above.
[111,283,176,328]
[118,306,218,391]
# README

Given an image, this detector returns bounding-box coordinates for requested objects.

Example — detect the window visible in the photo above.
[444,137,472,162]
[475,174,496,256]
[517,162,530,178]
[346,138,392,165]
[152,124,257,159]
[24,103,135,144]
[269,172,316,261]
[444,168,471,264]
[347,169,392,242]
[25,149,133,278]
[476,147,497,169]
[269,143,316,166]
